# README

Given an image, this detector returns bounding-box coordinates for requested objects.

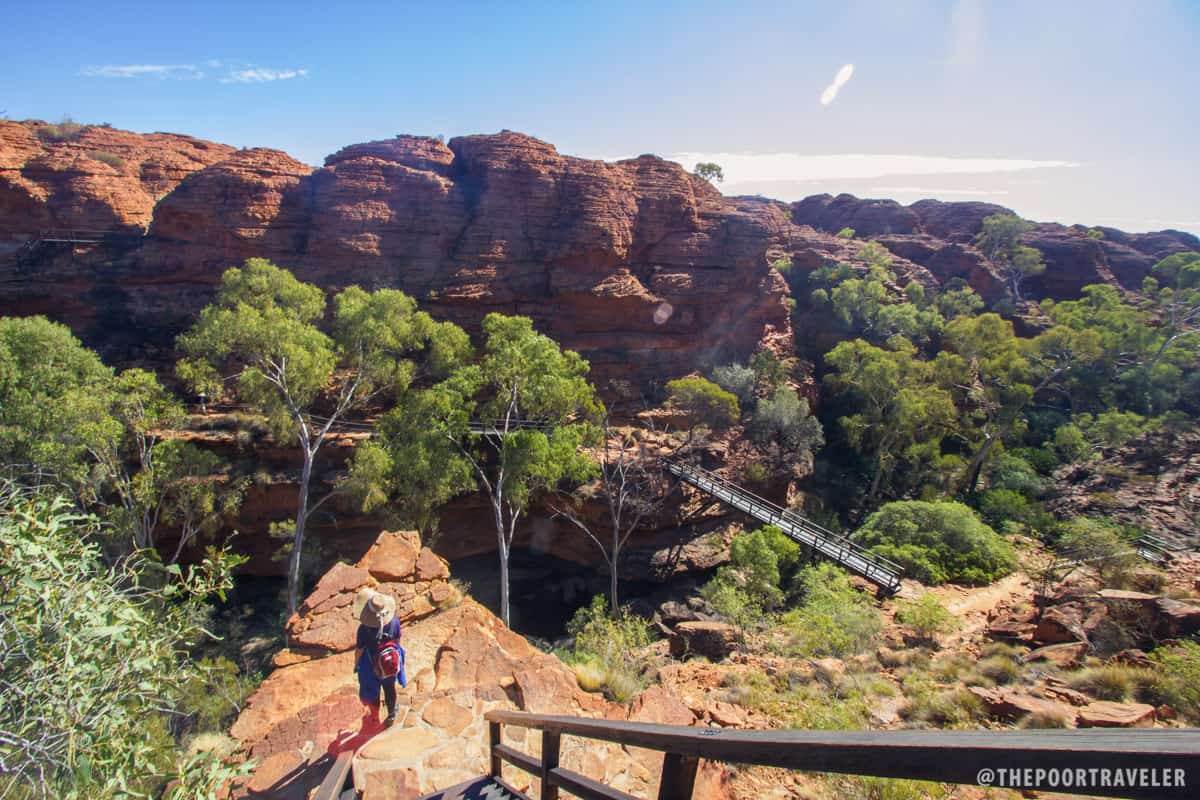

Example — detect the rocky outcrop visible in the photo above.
[0,119,234,240]
[792,193,1198,300]
[668,621,743,660]
[232,529,732,800]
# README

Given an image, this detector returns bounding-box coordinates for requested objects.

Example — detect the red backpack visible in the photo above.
[373,626,401,680]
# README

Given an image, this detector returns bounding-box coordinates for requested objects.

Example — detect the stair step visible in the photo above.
[415,775,532,800]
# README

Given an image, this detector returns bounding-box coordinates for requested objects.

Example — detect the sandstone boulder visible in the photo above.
[1077,701,1156,728]
[668,621,743,661]
[968,687,1078,725]
[1155,598,1200,637]
[1023,642,1087,669]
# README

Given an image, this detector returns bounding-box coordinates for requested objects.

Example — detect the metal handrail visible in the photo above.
[664,458,904,591]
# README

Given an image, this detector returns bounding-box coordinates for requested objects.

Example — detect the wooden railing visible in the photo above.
[486,710,1200,800]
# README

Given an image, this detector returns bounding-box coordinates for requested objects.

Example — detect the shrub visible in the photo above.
[702,525,799,619]
[1053,423,1090,462]
[36,117,85,142]
[565,596,654,701]
[1065,665,1153,702]
[748,387,825,461]
[1148,642,1200,722]
[1055,518,1140,587]
[836,227,856,239]
[895,594,959,643]
[856,501,1018,585]
[88,150,126,169]
[903,688,985,727]
[782,563,883,658]
[665,376,740,430]
[741,461,770,485]
[972,655,1021,686]
[711,362,757,406]
[771,256,794,274]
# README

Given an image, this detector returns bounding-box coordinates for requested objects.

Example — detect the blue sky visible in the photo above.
[3,1,1198,233]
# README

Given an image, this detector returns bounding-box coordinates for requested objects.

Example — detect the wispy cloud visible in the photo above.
[81,63,203,80]
[665,152,1079,183]
[949,0,984,69]
[221,67,309,84]
[79,61,309,84]
[870,186,1009,197]
[819,63,855,106]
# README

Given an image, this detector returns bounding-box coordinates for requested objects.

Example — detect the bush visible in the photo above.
[36,117,86,142]
[1065,665,1153,702]
[903,688,985,727]
[895,594,958,643]
[565,596,654,701]
[701,525,799,619]
[1148,641,1200,722]
[856,501,1018,585]
[748,388,825,461]
[978,488,1050,533]
[782,563,883,658]
[665,376,740,430]
[711,363,757,406]
[972,655,1021,686]
[1055,518,1140,586]
[87,150,126,169]
[836,227,856,239]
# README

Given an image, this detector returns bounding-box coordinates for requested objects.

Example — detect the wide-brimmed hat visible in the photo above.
[354,587,397,628]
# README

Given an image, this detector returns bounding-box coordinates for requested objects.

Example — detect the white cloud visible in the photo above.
[819,63,855,105]
[221,67,309,84]
[665,152,1079,184]
[949,0,984,69]
[81,64,202,80]
[869,186,1010,197]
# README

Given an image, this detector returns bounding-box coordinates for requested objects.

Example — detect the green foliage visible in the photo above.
[978,488,1046,533]
[1066,665,1153,702]
[975,213,1045,302]
[824,338,957,505]
[895,594,958,642]
[985,453,1045,495]
[35,117,86,142]
[750,350,789,392]
[1052,422,1089,462]
[1077,410,1152,450]
[693,162,724,183]
[353,312,599,625]
[902,687,986,727]
[857,501,1017,585]
[749,387,824,466]
[87,150,125,169]
[1055,517,1139,585]
[710,362,757,406]
[0,483,252,798]
[666,376,740,430]
[770,255,793,273]
[835,226,856,239]
[1149,641,1200,722]
[702,526,799,622]
[565,595,653,701]
[782,563,883,658]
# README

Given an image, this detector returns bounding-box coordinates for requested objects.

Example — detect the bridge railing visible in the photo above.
[664,458,903,592]
[486,710,1199,800]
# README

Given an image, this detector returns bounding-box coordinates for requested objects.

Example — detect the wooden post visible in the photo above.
[489,721,502,779]
[657,753,699,800]
[541,731,561,800]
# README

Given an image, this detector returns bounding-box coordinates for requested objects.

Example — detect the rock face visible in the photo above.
[232,529,731,800]
[2,126,794,388]
[0,120,234,239]
[792,193,1198,300]
[668,621,743,660]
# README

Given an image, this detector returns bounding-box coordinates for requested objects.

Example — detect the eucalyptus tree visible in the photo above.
[178,259,468,614]
[975,213,1046,303]
[346,313,600,627]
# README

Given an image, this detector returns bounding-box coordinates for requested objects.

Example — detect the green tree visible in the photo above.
[0,482,252,798]
[975,213,1046,303]
[177,260,464,614]
[711,362,757,406]
[351,314,600,626]
[824,338,957,509]
[783,563,883,658]
[693,162,724,183]
[701,525,800,622]
[749,387,825,471]
[0,316,113,495]
[666,376,740,438]
[856,500,1017,585]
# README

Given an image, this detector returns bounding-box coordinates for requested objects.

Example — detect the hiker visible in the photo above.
[353,588,406,729]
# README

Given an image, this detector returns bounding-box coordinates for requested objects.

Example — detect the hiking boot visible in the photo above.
[383,709,398,728]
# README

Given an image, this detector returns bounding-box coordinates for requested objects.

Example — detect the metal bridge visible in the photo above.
[664,458,904,594]
[12,229,142,271]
